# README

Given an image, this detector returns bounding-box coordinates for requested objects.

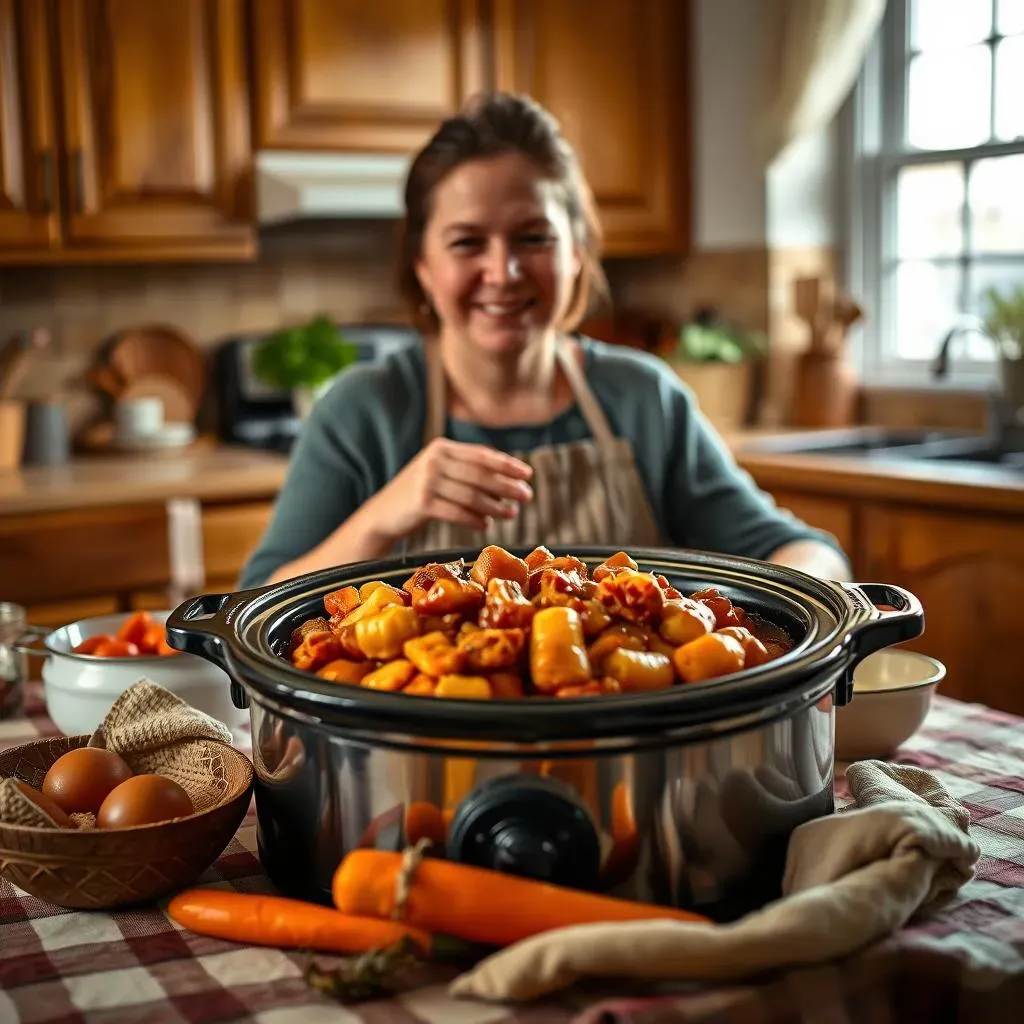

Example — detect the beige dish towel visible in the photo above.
[450,761,981,1003]
[0,679,236,829]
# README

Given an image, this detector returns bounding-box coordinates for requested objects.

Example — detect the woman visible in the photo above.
[240,93,849,589]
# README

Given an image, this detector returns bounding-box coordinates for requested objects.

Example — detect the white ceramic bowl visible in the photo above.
[835,649,946,762]
[21,611,248,741]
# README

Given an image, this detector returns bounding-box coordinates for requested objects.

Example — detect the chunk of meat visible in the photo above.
[479,578,536,630]
[457,627,526,671]
[470,545,529,589]
[595,569,665,624]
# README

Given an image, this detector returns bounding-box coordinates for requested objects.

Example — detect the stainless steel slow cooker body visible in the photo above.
[167,546,924,921]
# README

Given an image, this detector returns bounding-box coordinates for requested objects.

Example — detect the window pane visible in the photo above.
[969,154,1024,252]
[912,0,992,48]
[897,163,965,257]
[907,47,992,149]
[894,261,963,359]
[995,36,1024,140]
[998,0,1024,35]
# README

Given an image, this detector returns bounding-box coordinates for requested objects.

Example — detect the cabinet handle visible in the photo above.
[67,149,84,214]
[38,151,53,214]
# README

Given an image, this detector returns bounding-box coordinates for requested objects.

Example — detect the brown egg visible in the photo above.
[97,774,194,829]
[43,747,134,815]
[12,781,74,828]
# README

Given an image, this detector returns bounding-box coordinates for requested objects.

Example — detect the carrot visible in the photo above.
[167,888,437,955]
[404,801,448,847]
[117,610,153,647]
[332,849,713,948]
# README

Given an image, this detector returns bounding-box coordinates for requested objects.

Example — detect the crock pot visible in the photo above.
[166,546,924,921]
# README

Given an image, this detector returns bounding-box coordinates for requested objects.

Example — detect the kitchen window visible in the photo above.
[844,0,1024,385]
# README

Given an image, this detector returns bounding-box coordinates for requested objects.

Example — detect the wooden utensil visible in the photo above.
[0,329,49,400]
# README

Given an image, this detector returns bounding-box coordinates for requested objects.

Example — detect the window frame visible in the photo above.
[842,0,1024,388]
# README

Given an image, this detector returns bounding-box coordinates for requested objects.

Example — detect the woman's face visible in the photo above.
[414,152,582,356]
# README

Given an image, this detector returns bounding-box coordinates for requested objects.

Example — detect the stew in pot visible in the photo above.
[285,546,794,699]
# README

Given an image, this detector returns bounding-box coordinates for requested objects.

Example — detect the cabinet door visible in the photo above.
[0,0,61,253]
[253,0,486,152]
[492,0,689,255]
[55,0,254,258]
[862,505,1024,716]
[769,490,858,572]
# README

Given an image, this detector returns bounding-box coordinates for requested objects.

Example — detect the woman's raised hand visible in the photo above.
[365,438,534,542]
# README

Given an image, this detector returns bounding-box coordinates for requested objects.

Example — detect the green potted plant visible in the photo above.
[251,316,359,419]
[659,308,766,430]
[981,284,1024,432]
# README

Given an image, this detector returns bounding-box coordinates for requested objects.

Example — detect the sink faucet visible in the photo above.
[933,317,1024,448]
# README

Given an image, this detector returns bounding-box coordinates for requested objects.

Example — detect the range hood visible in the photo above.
[255,151,411,224]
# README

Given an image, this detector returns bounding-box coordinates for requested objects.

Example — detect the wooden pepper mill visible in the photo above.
[791,277,862,428]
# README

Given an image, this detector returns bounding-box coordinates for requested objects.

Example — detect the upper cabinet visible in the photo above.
[0,0,690,263]
[491,0,689,254]
[252,0,487,153]
[0,0,254,264]
[0,0,62,253]
[55,0,254,258]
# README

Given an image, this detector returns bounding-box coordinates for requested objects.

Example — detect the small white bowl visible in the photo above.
[20,612,248,742]
[835,649,946,762]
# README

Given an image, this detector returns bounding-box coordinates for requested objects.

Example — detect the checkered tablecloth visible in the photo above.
[2,683,1023,1024]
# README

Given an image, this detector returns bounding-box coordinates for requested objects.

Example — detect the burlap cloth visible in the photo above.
[0,679,236,829]
[451,761,982,1002]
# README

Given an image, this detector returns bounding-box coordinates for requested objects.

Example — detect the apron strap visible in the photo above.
[421,336,617,446]
[554,339,617,445]
[422,339,448,445]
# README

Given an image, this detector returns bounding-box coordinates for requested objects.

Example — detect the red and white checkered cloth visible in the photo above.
[2,683,1023,1024]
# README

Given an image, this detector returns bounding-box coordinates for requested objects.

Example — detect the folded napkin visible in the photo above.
[450,761,981,1003]
[0,679,236,829]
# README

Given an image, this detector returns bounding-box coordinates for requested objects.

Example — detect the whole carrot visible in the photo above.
[168,888,435,954]
[332,849,712,948]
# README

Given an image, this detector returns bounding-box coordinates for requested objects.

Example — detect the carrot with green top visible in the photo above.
[332,847,713,948]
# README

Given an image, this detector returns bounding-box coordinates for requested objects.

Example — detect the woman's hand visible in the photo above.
[363,438,534,544]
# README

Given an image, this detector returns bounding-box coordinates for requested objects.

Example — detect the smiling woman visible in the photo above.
[239,93,850,590]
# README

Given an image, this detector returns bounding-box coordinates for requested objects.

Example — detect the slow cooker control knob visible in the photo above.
[448,774,601,889]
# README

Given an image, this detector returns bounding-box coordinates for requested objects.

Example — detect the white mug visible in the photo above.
[115,397,164,441]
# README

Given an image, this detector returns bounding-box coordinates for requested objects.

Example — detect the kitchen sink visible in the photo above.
[740,428,1024,472]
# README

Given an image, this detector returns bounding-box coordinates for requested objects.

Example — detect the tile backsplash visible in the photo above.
[0,226,794,435]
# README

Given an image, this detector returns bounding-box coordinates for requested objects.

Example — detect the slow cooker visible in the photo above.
[166,546,924,922]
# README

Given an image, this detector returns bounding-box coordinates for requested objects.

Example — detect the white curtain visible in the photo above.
[763,0,887,163]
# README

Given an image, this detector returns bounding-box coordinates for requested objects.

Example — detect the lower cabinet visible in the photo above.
[2,499,275,625]
[762,484,1024,717]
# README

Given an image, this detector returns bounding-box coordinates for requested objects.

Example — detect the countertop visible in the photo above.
[1,429,1022,519]
[728,429,1024,515]
[0,444,290,517]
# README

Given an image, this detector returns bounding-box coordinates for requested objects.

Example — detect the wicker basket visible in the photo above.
[0,735,253,910]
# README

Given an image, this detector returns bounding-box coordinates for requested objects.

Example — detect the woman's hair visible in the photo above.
[397,92,609,333]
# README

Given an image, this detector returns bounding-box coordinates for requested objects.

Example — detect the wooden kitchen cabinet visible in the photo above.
[491,0,689,254]
[768,489,858,570]
[0,0,254,263]
[860,505,1024,716]
[0,0,62,253]
[251,0,487,152]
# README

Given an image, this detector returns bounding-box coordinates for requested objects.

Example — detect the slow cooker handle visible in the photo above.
[834,581,925,705]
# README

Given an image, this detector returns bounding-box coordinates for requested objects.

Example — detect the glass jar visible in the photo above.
[0,602,27,719]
